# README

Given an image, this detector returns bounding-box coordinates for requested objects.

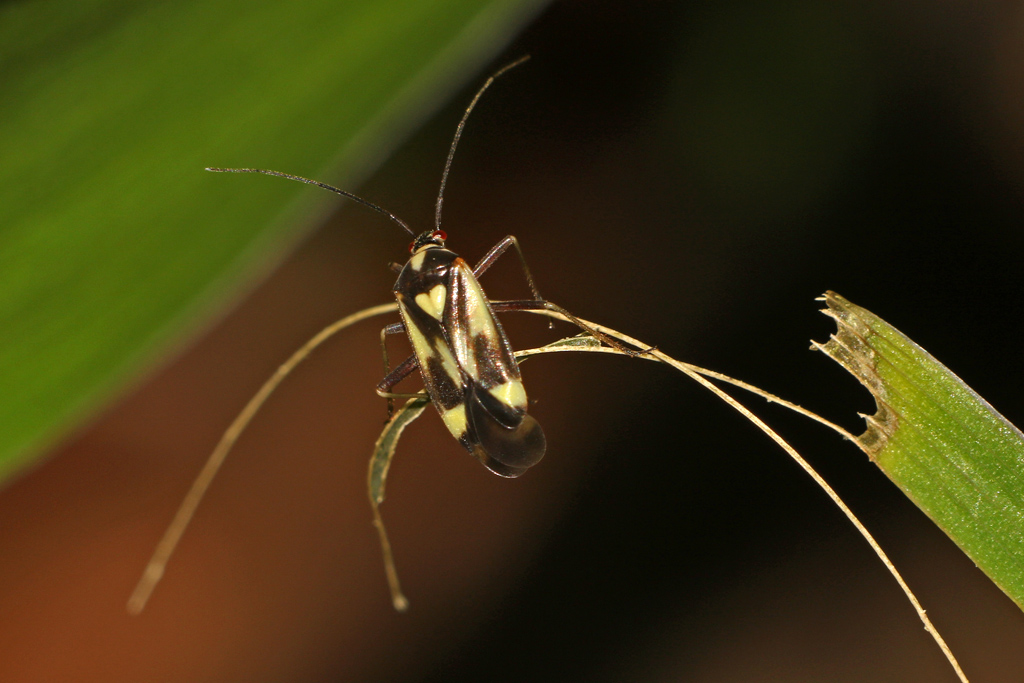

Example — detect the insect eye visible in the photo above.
[433,230,447,241]
[408,241,415,253]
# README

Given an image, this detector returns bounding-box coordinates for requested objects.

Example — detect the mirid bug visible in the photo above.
[380,227,547,476]
[130,56,620,613]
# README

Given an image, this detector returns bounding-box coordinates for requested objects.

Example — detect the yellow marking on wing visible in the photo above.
[429,283,446,317]
[436,343,464,384]
[401,302,434,360]
[489,379,527,410]
[466,289,497,337]
[401,299,462,385]
[440,404,468,438]
[414,292,443,321]
[468,306,495,338]
[456,263,498,338]
[462,339,478,381]
[409,250,426,271]
[414,283,446,321]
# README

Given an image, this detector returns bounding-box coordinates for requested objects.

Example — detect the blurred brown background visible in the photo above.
[3,1,1024,681]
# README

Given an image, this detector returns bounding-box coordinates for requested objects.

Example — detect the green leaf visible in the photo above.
[0,0,546,482]
[816,291,1024,611]
[368,394,429,612]
[368,396,429,506]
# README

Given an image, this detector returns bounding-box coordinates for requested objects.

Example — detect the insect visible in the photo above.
[379,227,547,477]
[127,57,627,614]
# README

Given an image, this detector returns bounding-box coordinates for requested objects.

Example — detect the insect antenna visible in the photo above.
[206,167,416,237]
[434,55,530,232]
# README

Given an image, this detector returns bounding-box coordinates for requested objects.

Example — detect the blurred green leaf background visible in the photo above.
[0,0,545,480]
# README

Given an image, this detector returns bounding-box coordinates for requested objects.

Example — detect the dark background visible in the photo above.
[3,1,1024,681]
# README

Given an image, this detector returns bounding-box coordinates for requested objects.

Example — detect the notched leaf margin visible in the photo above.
[811,290,898,459]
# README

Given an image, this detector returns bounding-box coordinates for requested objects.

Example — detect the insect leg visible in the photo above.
[474,234,554,328]
[473,235,543,302]
[376,355,421,398]
[378,322,423,417]
[379,322,407,417]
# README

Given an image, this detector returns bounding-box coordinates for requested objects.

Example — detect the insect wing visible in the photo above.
[394,252,469,443]
[447,259,545,476]
[446,258,527,424]
[465,384,545,477]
